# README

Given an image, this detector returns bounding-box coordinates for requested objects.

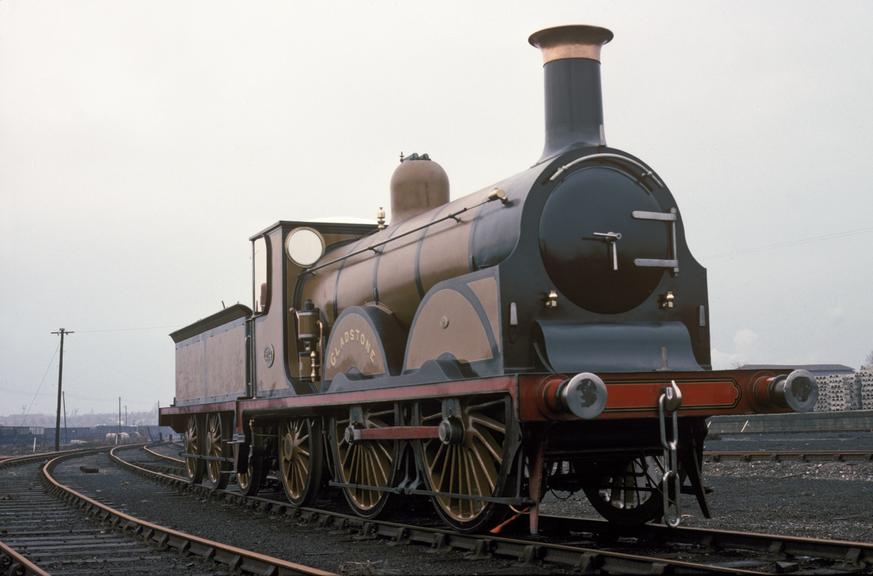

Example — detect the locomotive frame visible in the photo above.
[159,24,817,533]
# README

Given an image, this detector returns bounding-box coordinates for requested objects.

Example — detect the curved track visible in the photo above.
[116,444,873,574]
[142,443,182,465]
[0,446,333,576]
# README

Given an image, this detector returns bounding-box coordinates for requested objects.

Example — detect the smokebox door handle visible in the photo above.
[593,231,622,271]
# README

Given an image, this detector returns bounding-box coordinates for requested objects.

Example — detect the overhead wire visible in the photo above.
[705,225,873,260]
[23,341,60,415]
[75,324,177,334]
[9,324,173,416]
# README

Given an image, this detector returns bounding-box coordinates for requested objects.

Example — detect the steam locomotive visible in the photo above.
[159,25,817,533]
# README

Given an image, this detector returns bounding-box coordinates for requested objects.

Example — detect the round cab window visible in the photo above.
[285,227,325,267]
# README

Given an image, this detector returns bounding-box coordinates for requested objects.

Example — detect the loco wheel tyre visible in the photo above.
[203,413,231,490]
[414,395,517,532]
[184,416,204,483]
[278,418,323,506]
[330,406,399,518]
[581,455,673,525]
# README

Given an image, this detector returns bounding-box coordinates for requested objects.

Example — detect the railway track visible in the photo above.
[148,443,873,465]
[117,443,873,574]
[0,446,333,576]
[704,450,873,462]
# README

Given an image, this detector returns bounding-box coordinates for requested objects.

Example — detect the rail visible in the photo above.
[0,445,103,469]
[38,445,334,576]
[120,444,810,574]
[143,443,185,464]
[704,449,873,462]
[539,515,873,567]
[0,539,50,576]
[0,446,119,575]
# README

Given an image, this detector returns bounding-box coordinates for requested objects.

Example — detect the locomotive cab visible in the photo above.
[248,220,378,397]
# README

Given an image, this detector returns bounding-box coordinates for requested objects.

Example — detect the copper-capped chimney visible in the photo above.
[529,25,614,162]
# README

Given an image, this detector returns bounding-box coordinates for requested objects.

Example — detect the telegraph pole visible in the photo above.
[62,391,68,445]
[117,396,121,445]
[51,328,74,451]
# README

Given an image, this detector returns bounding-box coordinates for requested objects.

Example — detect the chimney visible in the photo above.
[529,25,614,162]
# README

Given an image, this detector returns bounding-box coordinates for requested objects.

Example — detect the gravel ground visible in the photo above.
[0,459,225,575]
[690,432,873,541]
[51,434,873,575]
[686,461,873,540]
[53,450,573,576]
[144,435,873,542]
[149,433,873,548]
[542,431,873,543]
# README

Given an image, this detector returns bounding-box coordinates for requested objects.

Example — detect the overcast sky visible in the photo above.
[1,0,871,417]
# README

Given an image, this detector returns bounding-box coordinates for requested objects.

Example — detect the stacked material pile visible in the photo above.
[844,373,862,411]
[813,374,832,411]
[860,368,873,410]
[828,375,849,411]
[814,373,849,411]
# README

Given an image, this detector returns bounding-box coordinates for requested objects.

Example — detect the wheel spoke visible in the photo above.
[470,428,504,464]
[469,413,506,434]
[369,445,387,483]
[421,411,442,424]
[418,396,511,526]
[279,418,317,505]
[334,407,396,514]
[470,442,497,492]
[366,447,380,486]
[374,439,392,461]
[293,461,307,495]
[464,450,474,516]
[203,415,227,487]
[428,442,446,475]
[341,443,354,467]
[185,417,200,480]
[465,398,506,411]
[447,444,457,495]
[584,455,670,524]
[457,448,468,517]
